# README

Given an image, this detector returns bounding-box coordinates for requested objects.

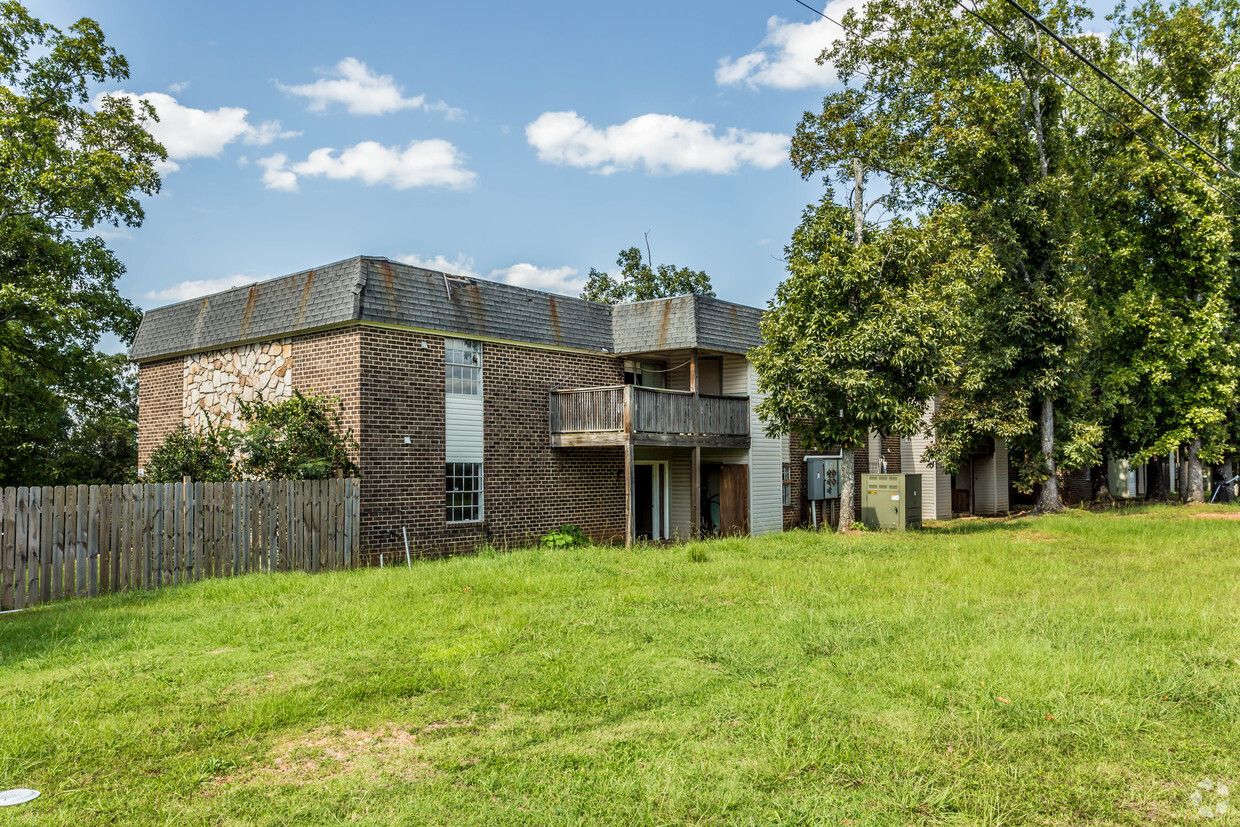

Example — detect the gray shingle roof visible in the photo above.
[129,256,763,362]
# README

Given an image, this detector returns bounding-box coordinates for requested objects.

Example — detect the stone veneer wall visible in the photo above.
[184,340,293,429]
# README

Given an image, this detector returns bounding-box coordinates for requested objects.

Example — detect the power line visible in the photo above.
[997,0,1240,180]
[956,0,1239,207]
[791,0,924,73]
[787,0,1237,205]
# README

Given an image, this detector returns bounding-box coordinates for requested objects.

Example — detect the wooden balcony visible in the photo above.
[549,385,750,447]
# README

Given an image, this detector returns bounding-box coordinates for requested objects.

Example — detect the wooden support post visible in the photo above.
[689,350,700,434]
[624,440,635,549]
[690,445,701,540]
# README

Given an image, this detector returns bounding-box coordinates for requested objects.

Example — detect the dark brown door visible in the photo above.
[718,464,749,536]
[635,464,654,539]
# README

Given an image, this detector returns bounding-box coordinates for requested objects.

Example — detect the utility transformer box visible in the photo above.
[861,474,922,531]
[806,456,841,500]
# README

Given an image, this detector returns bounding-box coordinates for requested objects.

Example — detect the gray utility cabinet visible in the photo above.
[861,474,922,531]
[806,456,842,500]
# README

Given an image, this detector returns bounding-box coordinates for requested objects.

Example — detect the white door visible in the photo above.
[635,461,670,540]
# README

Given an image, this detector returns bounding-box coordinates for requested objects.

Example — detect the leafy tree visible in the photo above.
[0,2,165,483]
[1084,0,1240,502]
[49,354,138,484]
[792,0,1106,511]
[752,200,996,529]
[236,391,358,480]
[581,244,713,304]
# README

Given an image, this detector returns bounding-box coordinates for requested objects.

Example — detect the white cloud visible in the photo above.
[715,1,855,90]
[395,254,585,297]
[257,153,298,191]
[258,140,476,192]
[278,57,464,118]
[144,274,260,304]
[525,111,788,175]
[167,81,189,94]
[491,263,585,296]
[98,91,299,172]
[394,253,481,278]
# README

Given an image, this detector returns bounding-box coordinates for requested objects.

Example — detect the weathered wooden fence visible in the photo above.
[0,479,360,611]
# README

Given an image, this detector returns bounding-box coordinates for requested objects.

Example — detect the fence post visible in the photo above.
[25,486,41,608]
[40,486,53,605]
[192,482,203,582]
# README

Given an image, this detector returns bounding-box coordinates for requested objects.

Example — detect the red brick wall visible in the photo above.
[482,341,625,547]
[882,435,902,473]
[137,357,183,468]
[355,327,626,562]
[1061,468,1092,504]
[291,328,362,469]
[782,433,807,530]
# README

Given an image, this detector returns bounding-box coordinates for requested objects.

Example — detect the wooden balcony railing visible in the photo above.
[550,385,749,442]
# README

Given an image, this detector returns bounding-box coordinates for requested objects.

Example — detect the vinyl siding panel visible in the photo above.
[899,398,952,520]
[973,453,997,515]
[664,361,691,392]
[748,362,783,535]
[445,393,484,463]
[669,451,693,540]
[722,355,748,396]
[994,439,1009,513]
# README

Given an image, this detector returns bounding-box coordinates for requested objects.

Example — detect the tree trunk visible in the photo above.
[1035,395,1063,512]
[852,158,865,247]
[1219,455,1235,503]
[838,447,856,531]
[837,154,864,533]
[1147,455,1169,501]
[1091,454,1112,505]
[1186,438,1204,503]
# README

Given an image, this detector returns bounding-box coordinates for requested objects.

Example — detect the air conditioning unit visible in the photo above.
[861,473,922,531]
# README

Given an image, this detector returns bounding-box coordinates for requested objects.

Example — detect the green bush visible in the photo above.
[144,391,357,483]
[540,525,589,549]
[236,391,358,480]
[143,422,236,483]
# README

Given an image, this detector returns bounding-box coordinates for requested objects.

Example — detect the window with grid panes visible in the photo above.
[446,462,483,522]
[782,463,792,507]
[446,338,481,395]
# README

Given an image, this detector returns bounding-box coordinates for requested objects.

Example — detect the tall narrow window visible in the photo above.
[446,462,483,522]
[782,463,792,507]
[446,338,482,395]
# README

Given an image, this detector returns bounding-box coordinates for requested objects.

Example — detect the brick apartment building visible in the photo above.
[130,256,810,560]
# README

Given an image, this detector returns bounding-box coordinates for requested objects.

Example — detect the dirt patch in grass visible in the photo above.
[213,725,433,790]
[1190,511,1240,520]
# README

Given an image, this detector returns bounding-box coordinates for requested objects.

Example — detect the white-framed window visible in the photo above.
[446,338,482,396]
[782,463,792,507]
[446,462,483,523]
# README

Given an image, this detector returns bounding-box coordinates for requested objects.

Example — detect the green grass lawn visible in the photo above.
[1,506,1239,825]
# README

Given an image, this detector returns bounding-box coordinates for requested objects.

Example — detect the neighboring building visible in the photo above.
[895,397,1011,521]
[130,256,805,561]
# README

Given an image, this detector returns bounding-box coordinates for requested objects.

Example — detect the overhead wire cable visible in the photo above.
[955,0,1239,206]
[995,0,1240,179]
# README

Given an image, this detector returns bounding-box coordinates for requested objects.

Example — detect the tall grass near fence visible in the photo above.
[0,479,359,610]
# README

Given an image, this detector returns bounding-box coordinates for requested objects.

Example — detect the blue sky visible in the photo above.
[31,0,1116,347]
